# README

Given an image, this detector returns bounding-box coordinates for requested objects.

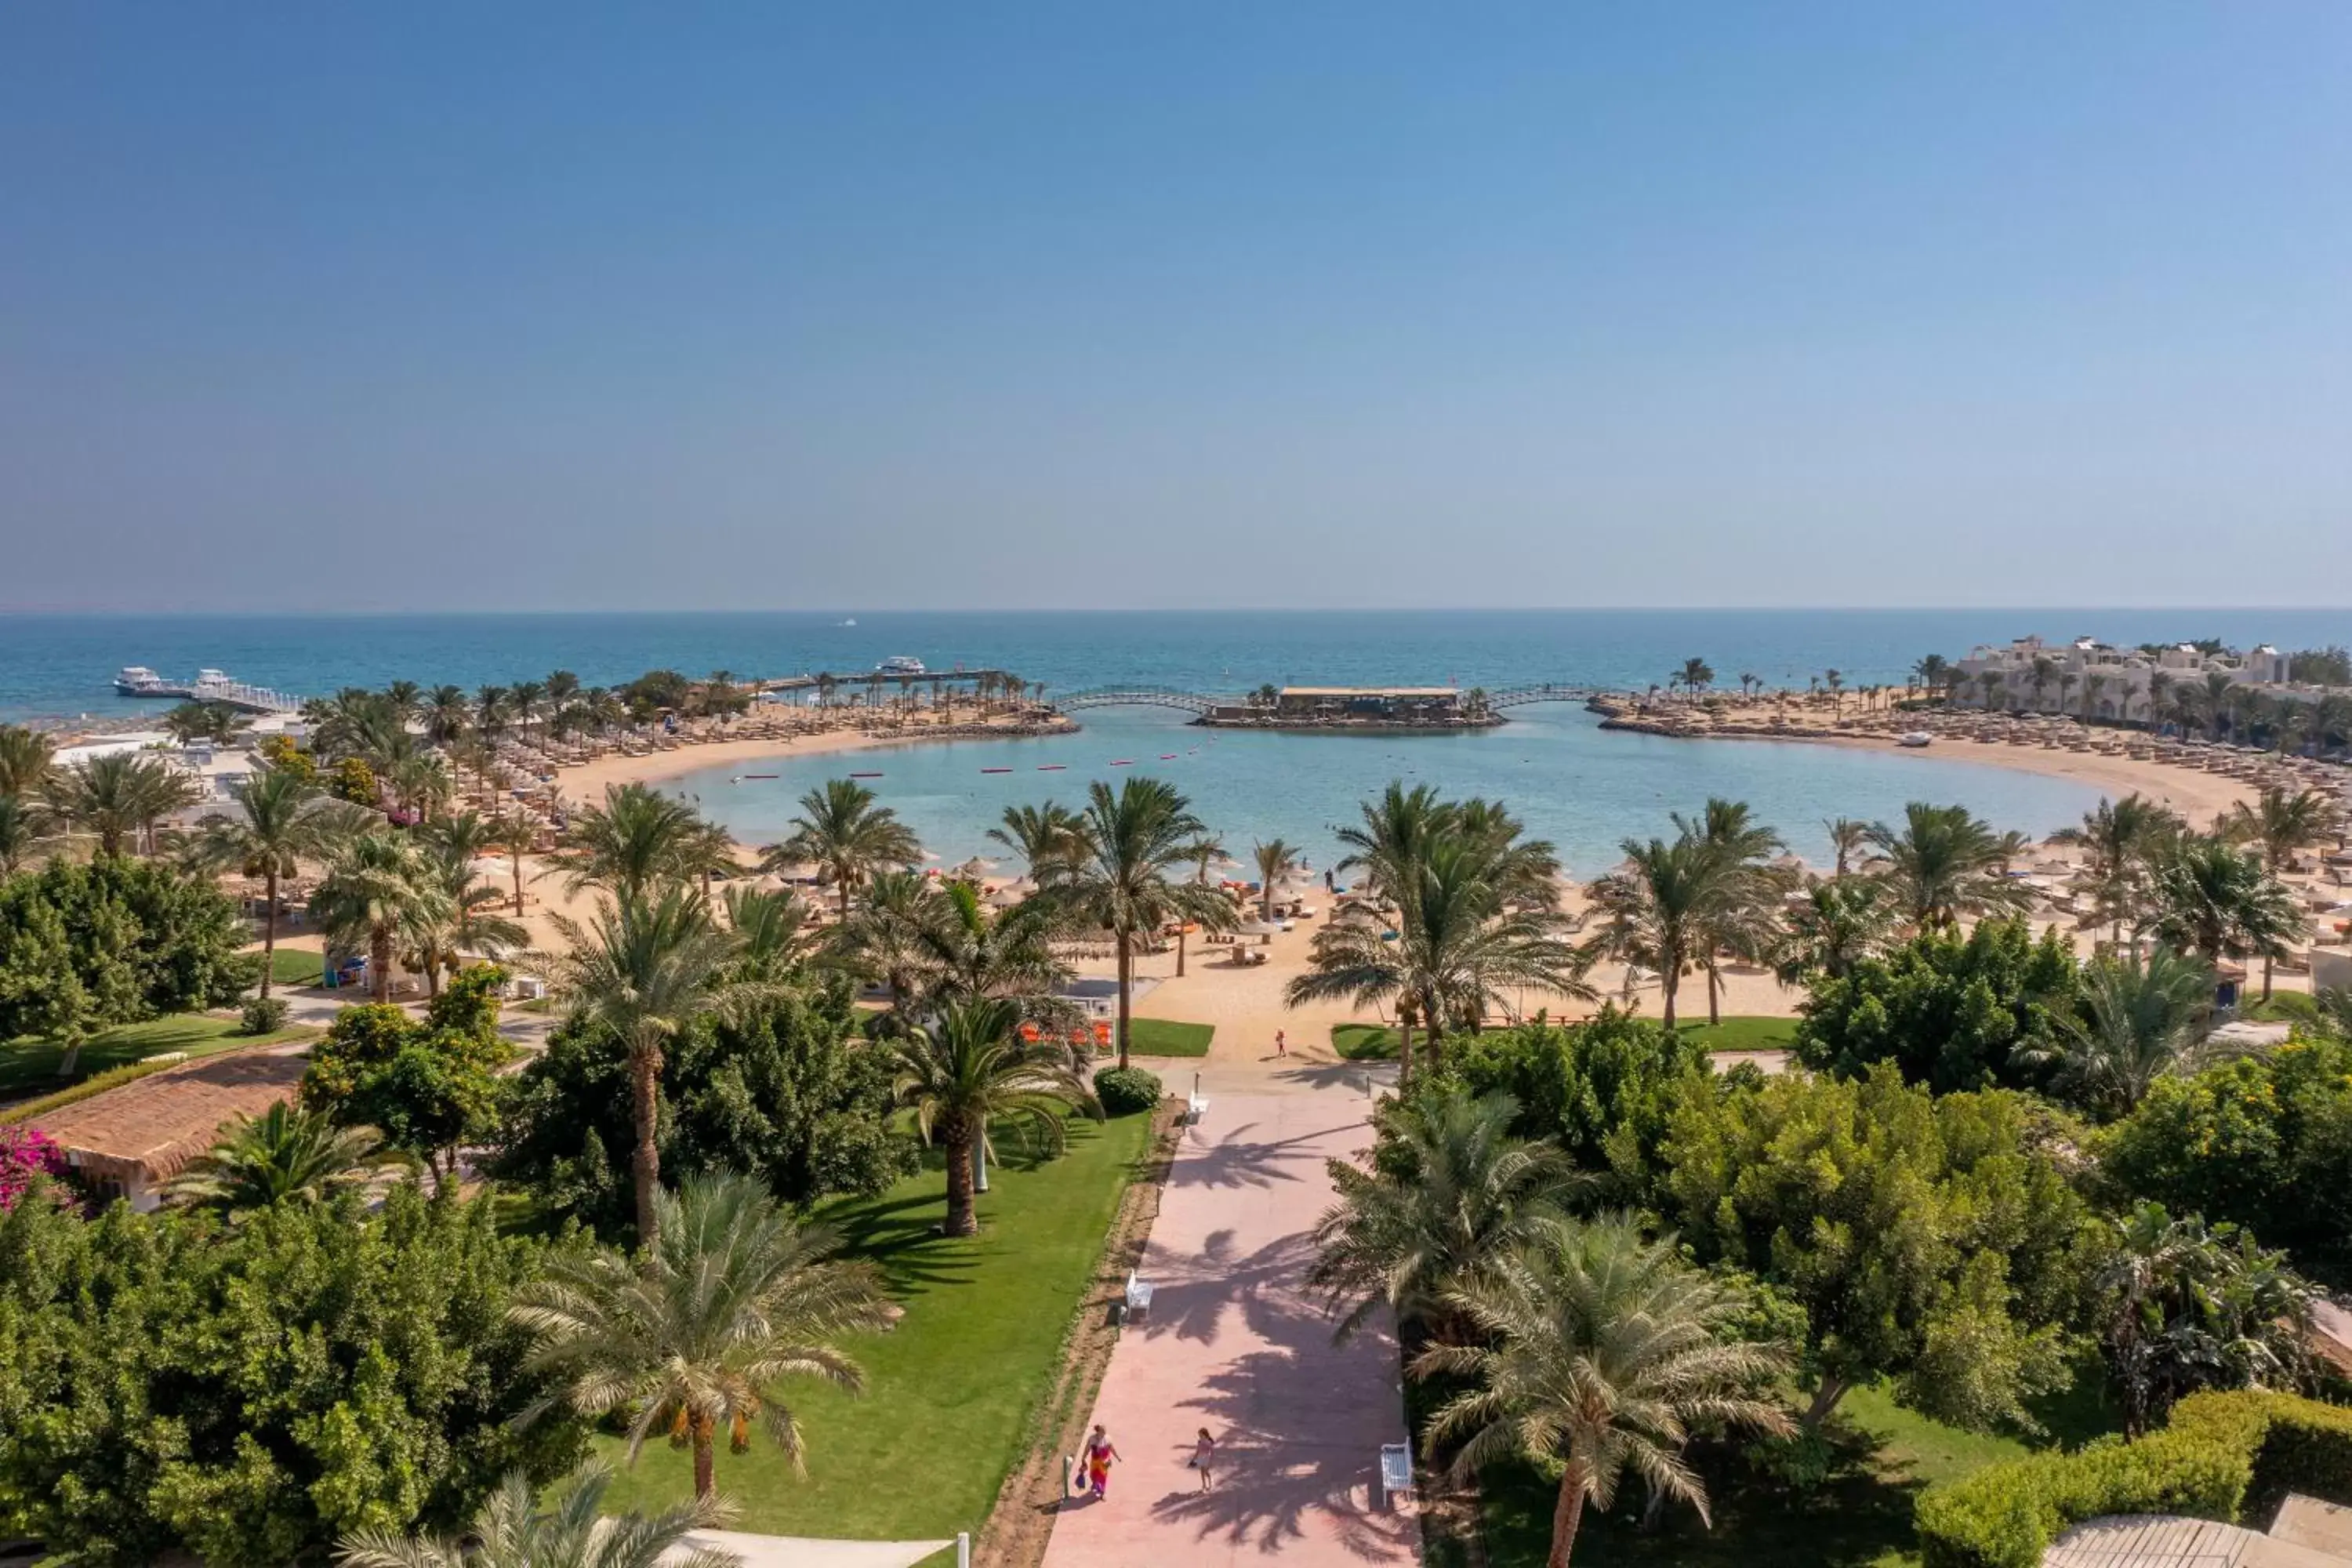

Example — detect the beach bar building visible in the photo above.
[28,1051,307,1210]
[1203,685,1475,726]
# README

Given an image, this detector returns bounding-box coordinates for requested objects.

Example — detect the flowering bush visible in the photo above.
[0,1125,67,1210]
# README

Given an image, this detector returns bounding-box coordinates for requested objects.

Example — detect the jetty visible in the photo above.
[1055,682,1593,731]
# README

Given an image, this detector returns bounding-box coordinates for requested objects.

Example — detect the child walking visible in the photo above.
[1192,1427,1217,1490]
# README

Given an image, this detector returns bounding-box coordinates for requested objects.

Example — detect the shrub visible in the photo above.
[0,1125,66,1210]
[1915,1391,2352,1568]
[1094,1066,1163,1116]
[0,1059,180,1124]
[239,996,291,1035]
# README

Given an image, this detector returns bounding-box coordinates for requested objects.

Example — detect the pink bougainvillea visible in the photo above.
[0,1125,67,1210]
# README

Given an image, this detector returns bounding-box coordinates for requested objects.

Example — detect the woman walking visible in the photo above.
[1083,1424,1121,1501]
[1192,1427,1216,1491]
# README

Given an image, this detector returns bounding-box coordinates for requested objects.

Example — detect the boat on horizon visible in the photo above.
[876,655,925,675]
[113,666,175,696]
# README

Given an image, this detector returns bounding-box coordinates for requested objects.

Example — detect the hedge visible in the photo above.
[0,1058,180,1124]
[1093,1066,1163,1117]
[1915,1391,2352,1568]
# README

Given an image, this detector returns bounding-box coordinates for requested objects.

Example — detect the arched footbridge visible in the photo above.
[1054,683,1595,715]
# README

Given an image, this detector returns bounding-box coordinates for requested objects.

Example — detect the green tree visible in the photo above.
[554,783,724,903]
[0,724,56,797]
[0,791,64,875]
[1310,1084,1576,1341]
[1414,1216,1792,1568]
[164,1102,402,1210]
[1250,837,1298,920]
[1581,833,1744,1031]
[719,884,817,982]
[0,1183,584,1567]
[763,779,922,920]
[1866,802,2031,930]
[2095,1202,2317,1437]
[302,968,515,1187]
[512,1173,893,1498]
[1791,917,2083,1094]
[2148,836,2301,1000]
[985,800,1089,880]
[45,752,198,857]
[2020,946,2217,1121]
[2220,785,2335,875]
[161,701,243,748]
[1661,1065,2092,1431]
[1771,874,1900,984]
[1036,777,1236,1069]
[2050,793,2184,944]
[884,996,1097,1236]
[546,888,747,1249]
[186,768,369,997]
[313,830,453,1004]
[336,1461,737,1568]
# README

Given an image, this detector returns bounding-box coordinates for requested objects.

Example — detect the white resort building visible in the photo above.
[1954,636,2299,725]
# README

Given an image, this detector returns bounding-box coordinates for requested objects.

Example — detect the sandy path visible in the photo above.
[1040,1094,1418,1568]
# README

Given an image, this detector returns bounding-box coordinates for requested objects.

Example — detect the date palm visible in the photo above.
[764,779,922,920]
[312,829,454,1003]
[1582,834,1743,1031]
[186,768,372,997]
[1415,1216,1792,1568]
[1036,778,1236,1069]
[2220,786,2335,877]
[422,684,472,745]
[2052,793,2184,944]
[1311,1086,1577,1342]
[405,820,532,994]
[1669,799,1790,1025]
[164,1102,399,1210]
[1866,802,2031,931]
[1251,837,1298,920]
[906,880,1067,1012]
[1293,839,1591,1076]
[1771,875,1898,984]
[556,782,720,902]
[2021,946,2218,1120]
[985,801,1089,880]
[829,868,940,1012]
[1822,817,1870,879]
[45,751,198,857]
[336,1461,739,1568]
[0,724,55,797]
[2148,837,2301,1000]
[0,792,64,876]
[512,1173,893,1497]
[474,685,511,742]
[885,996,1098,1236]
[546,887,746,1249]
[720,885,817,982]
[494,808,539,916]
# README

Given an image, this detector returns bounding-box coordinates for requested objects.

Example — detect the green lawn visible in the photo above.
[1676,1015,1798,1053]
[1332,1022,1401,1060]
[593,1109,1155,1539]
[1464,1367,2118,1568]
[258,946,332,988]
[1124,1017,1214,1057]
[0,1014,314,1097]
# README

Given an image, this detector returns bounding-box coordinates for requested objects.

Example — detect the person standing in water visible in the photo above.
[1083,1425,1121,1500]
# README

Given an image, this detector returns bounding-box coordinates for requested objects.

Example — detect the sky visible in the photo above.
[2,4,2349,613]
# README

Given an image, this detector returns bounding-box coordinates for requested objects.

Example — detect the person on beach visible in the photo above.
[1192,1427,1216,1490]
[1084,1425,1120,1500]
[1275,1028,1287,1058]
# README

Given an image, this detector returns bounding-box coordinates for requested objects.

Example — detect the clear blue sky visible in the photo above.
[3,4,2347,612]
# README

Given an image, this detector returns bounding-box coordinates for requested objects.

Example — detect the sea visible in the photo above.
[8,608,2349,875]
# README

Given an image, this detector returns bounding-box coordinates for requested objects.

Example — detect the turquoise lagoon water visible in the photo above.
[12,608,2347,870]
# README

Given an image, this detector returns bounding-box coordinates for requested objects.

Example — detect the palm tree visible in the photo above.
[186,768,370,997]
[1866,802,2031,930]
[422,684,471,746]
[1771,875,1898,984]
[162,700,242,747]
[985,801,1088,880]
[475,684,511,742]
[335,1461,739,1568]
[1676,658,1713,698]
[2030,655,2058,713]
[512,1173,891,1497]
[556,783,722,903]
[2149,837,2302,1000]
[45,752,198,856]
[494,808,540,916]
[0,789,64,874]
[1414,1217,1792,1568]
[388,752,456,824]
[1036,779,1236,1069]
[405,818,532,993]
[764,779,922,920]
[2052,793,2184,945]
[1822,817,1870,879]
[721,885,817,982]
[1291,838,1592,1075]
[511,681,547,739]
[0,724,55,797]
[885,997,1098,1236]
[829,868,940,1012]
[905,880,1066,1012]
[312,829,453,1003]
[164,1102,399,1210]
[1669,800,1791,1025]
[1913,654,1951,699]
[546,887,746,1248]
[1251,837,1298,920]
[1311,1086,1577,1341]
[2020,946,2217,1120]
[2221,786,2335,877]
[1581,836,1739,1031]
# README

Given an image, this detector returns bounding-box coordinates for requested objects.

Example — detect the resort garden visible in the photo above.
[4,686,2352,1568]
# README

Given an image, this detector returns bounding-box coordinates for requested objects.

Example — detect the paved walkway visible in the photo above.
[675,1530,952,1568]
[1040,1094,1419,1568]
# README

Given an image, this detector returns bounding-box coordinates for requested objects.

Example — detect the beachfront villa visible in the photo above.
[1200,685,1496,729]
[1955,636,2299,724]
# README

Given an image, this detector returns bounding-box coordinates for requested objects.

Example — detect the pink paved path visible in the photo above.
[1041,1094,1420,1568]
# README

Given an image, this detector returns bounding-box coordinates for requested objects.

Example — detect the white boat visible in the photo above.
[876,655,926,675]
[1898,731,1933,748]
[114,666,175,696]
[191,668,234,692]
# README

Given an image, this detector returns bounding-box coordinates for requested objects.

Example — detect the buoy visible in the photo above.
[981,767,1012,775]
[1038,764,1066,771]
[850,771,883,779]
[1109,760,1134,766]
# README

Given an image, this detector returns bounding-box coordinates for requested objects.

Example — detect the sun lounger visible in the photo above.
[1379,1442,1415,1509]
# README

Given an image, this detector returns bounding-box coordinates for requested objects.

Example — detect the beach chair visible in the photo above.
[1123,1269,1154,1322]
[1378,1442,1415,1509]
[1185,1090,1210,1125]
